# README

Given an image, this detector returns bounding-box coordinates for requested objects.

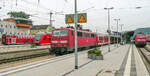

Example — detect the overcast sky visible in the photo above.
[0,0,150,33]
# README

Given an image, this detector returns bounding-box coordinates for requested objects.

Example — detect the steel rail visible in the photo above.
[137,47,150,74]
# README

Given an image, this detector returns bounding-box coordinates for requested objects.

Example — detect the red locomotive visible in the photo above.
[51,28,97,55]
[33,32,52,45]
[1,34,34,45]
[50,28,118,55]
[135,33,146,47]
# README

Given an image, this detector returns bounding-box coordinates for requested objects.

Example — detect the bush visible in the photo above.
[95,50,102,56]
[88,50,94,54]
[88,48,102,56]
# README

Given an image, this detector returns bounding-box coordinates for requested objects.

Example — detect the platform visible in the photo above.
[0,44,149,76]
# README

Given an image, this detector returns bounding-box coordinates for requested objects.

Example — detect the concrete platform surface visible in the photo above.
[0,44,149,76]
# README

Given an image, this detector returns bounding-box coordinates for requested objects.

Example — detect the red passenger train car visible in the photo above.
[51,28,97,55]
[97,34,117,45]
[1,34,34,45]
[135,33,146,47]
[33,32,52,45]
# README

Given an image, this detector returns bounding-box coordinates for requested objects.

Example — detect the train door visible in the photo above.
[11,38,16,44]
[69,30,74,47]
[2,35,6,44]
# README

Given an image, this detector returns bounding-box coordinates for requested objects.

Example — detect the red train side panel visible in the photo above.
[1,34,34,45]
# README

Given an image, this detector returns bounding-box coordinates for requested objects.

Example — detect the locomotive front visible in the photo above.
[51,28,69,55]
[135,34,147,47]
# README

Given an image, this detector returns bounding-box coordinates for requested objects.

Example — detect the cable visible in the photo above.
[21,0,49,10]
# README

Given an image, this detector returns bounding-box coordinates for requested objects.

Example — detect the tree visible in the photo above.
[7,11,30,19]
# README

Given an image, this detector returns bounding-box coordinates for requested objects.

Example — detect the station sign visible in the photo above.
[65,13,87,24]
[114,32,121,36]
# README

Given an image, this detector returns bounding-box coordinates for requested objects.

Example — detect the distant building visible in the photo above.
[30,25,53,35]
[0,18,33,38]
[0,18,33,45]
[0,21,17,37]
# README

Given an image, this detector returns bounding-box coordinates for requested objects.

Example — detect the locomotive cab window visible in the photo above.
[137,35,145,38]
[35,33,42,40]
[53,30,68,36]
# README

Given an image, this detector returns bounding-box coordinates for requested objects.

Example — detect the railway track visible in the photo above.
[0,45,91,65]
[0,48,50,64]
[0,44,118,66]
[0,45,30,49]
[137,47,150,74]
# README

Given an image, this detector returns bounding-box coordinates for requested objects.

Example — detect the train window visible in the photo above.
[72,31,73,35]
[43,37,46,40]
[85,33,89,37]
[35,34,42,40]
[99,37,103,40]
[49,37,51,40]
[89,34,92,37]
[91,34,94,37]
[88,33,90,37]
[9,38,11,41]
[53,30,68,36]
[82,32,85,37]
[137,35,145,38]
[84,33,87,37]
[77,32,82,37]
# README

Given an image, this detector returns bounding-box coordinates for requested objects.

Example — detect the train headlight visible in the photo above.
[52,41,58,43]
[60,40,68,43]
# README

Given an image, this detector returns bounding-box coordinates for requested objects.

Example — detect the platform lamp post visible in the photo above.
[104,7,114,52]
[74,0,78,69]
[120,24,124,44]
[114,19,120,47]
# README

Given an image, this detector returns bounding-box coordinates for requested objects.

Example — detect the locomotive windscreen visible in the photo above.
[35,33,42,41]
[137,34,145,38]
[53,30,68,36]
